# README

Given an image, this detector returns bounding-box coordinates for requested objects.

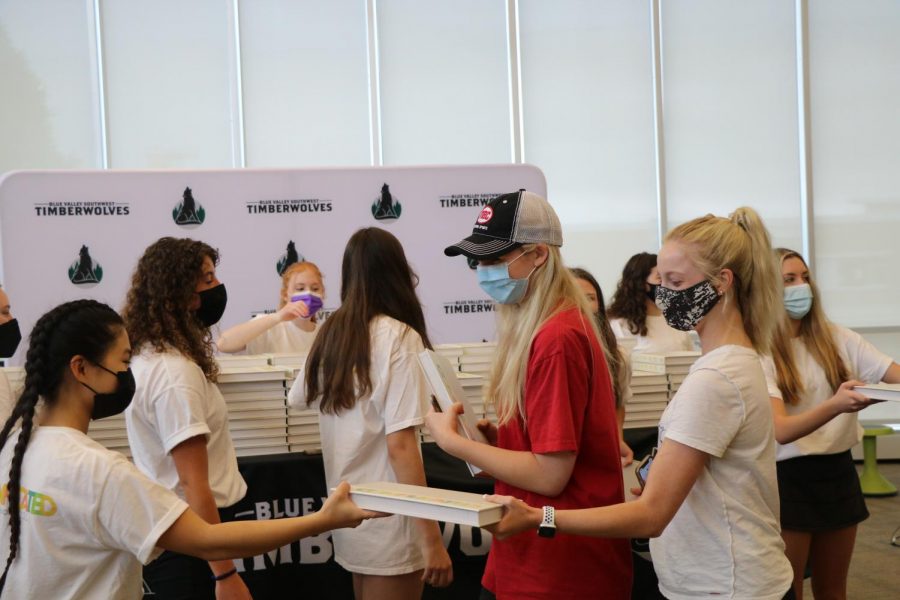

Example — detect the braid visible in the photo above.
[0,299,111,593]
[0,393,38,592]
[0,298,75,446]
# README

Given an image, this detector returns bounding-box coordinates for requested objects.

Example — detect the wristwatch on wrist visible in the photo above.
[537,505,556,538]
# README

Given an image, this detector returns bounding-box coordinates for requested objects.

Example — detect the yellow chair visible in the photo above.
[859,425,897,497]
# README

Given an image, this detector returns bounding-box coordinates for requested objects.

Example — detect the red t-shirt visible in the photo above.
[482,307,632,599]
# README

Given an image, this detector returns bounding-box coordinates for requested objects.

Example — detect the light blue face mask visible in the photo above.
[783,283,813,320]
[476,251,535,305]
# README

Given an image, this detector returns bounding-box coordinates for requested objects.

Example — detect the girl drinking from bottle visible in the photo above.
[217,261,325,355]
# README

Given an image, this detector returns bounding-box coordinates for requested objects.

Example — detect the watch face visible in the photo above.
[538,525,556,538]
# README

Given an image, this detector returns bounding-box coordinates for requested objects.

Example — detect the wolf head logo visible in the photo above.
[68,245,103,285]
[173,187,205,226]
[371,183,401,221]
[276,240,304,276]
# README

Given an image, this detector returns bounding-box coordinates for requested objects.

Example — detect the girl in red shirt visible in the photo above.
[427,190,632,600]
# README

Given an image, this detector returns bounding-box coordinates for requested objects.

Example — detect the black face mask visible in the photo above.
[646,284,659,303]
[656,280,721,331]
[82,363,136,420]
[196,283,227,327]
[0,319,22,357]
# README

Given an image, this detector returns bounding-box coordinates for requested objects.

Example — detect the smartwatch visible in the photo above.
[537,505,556,538]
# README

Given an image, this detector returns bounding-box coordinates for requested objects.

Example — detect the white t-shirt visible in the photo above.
[762,325,893,461]
[0,371,13,427]
[126,350,247,506]
[611,315,695,355]
[288,315,427,576]
[0,427,188,600]
[650,345,792,600]
[246,317,320,355]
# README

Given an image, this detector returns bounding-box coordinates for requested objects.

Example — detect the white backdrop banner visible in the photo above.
[0,165,546,365]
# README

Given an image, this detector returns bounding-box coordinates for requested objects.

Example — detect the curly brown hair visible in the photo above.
[607,252,657,336]
[122,237,220,381]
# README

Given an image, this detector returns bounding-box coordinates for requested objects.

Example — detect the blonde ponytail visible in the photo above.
[729,207,780,354]
[665,206,779,354]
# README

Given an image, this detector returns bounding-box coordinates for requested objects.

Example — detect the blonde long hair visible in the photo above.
[770,249,849,405]
[664,207,780,355]
[488,244,611,426]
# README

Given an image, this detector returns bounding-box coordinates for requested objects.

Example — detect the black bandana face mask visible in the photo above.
[655,280,721,331]
[196,283,227,327]
[646,284,659,303]
[82,364,136,420]
[0,319,22,357]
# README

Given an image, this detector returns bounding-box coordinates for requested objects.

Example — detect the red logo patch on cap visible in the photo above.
[476,206,494,224]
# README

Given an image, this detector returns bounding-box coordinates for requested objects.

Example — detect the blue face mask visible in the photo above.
[476,251,534,305]
[783,283,813,320]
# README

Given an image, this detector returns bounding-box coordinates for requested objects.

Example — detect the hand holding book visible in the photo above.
[425,404,496,479]
[831,380,878,413]
[418,350,491,477]
[424,402,467,449]
[482,494,542,540]
[320,481,389,529]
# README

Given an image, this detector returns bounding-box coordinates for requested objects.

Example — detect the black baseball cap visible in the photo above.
[444,190,563,260]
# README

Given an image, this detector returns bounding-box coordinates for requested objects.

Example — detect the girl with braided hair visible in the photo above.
[0,300,378,599]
